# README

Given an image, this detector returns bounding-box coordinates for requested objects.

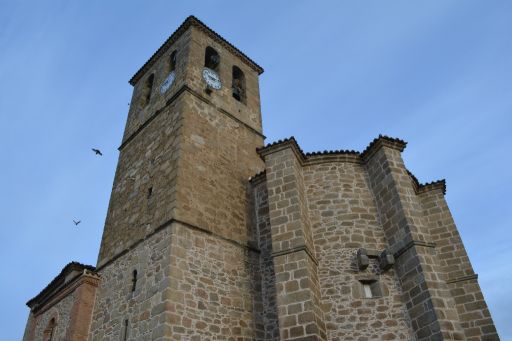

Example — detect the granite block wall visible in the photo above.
[251,176,280,340]
[304,160,414,340]
[164,222,263,340]
[89,227,173,341]
[98,96,184,266]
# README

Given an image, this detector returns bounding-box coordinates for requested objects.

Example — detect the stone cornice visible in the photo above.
[257,135,406,166]
[360,135,407,163]
[407,169,447,195]
[256,136,449,197]
[29,271,100,315]
[119,84,264,152]
[96,217,260,272]
[446,273,478,284]
[249,170,266,185]
[271,245,319,266]
[129,15,264,86]
[393,240,436,259]
[256,137,306,163]
[26,262,96,309]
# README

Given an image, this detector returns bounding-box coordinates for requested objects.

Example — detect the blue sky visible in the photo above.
[1,1,510,339]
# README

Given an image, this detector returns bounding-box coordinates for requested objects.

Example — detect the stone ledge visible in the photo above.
[96,217,260,272]
[271,245,318,266]
[393,240,436,259]
[446,273,478,284]
[120,84,265,151]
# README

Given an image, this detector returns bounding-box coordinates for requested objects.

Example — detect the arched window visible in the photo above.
[142,74,154,106]
[204,46,220,71]
[169,50,177,73]
[131,269,137,292]
[232,66,246,103]
[43,318,56,341]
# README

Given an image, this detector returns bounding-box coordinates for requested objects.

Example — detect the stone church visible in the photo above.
[23,16,499,341]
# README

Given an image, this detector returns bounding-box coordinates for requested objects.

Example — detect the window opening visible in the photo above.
[147,187,153,199]
[131,270,137,292]
[143,74,154,106]
[121,319,129,341]
[204,46,220,71]
[232,66,246,103]
[363,283,373,298]
[359,280,382,298]
[44,318,56,341]
[169,50,177,72]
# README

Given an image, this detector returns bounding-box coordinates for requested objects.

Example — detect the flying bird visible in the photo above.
[73,220,81,226]
[92,148,103,156]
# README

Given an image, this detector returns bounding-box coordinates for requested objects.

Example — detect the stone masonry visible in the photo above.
[24,16,499,341]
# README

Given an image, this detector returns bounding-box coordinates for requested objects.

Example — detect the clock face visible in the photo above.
[202,68,222,90]
[160,71,176,94]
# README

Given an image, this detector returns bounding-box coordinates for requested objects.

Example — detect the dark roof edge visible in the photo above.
[407,169,447,195]
[249,170,266,184]
[257,135,406,164]
[256,136,306,163]
[26,262,96,308]
[360,134,407,161]
[129,15,264,86]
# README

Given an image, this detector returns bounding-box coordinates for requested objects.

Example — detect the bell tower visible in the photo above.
[97,16,265,266]
[89,16,268,340]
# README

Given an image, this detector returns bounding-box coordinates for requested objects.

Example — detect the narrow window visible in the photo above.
[121,319,129,341]
[169,50,177,73]
[359,280,382,298]
[143,74,154,106]
[204,46,220,71]
[131,270,137,292]
[363,283,373,298]
[147,187,153,199]
[232,66,246,103]
[44,318,56,341]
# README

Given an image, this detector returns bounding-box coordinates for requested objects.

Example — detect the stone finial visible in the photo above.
[356,248,369,271]
[378,250,395,271]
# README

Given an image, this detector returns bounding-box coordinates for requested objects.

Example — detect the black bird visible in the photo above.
[73,220,81,226]
[92,148,102,156]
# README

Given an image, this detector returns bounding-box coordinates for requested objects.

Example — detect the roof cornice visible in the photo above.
[254,136,446,194]
[129,15,264,86]
[26,262,96,309]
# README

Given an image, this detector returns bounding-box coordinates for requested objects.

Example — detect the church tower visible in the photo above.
[90,16,267,339]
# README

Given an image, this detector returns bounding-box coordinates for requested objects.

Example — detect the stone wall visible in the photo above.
[419,189,499,340]
[97,95,184,266]
[251,176,280,340]
[30,292,75,341]
[164,221,263,340]
[24,269,99,341]
[89,226,173,341]
[304,160,415,340]
[174,92,264,243]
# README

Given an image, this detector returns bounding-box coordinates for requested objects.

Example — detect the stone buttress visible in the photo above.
[252,136,499,341]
